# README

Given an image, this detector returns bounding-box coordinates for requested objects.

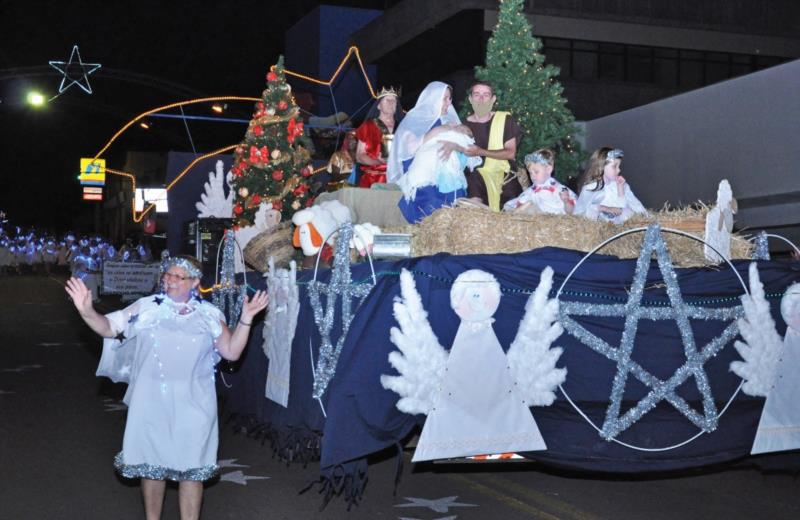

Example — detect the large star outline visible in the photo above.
[49,45,101,95]
[559,224,743,440]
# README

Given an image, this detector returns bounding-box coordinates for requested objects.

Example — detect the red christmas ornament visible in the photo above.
[233,204,243,215]
[272,199,283,211]
[278,100,288,110]
[266,71,278,82]
[272,170,284,181]
[251,193,261,205]
[301,167,312,177]
[253,125,263,137]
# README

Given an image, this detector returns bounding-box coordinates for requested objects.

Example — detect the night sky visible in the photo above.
[0,0,397,230]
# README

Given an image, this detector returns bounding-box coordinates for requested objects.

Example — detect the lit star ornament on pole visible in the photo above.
[48,45,101,95]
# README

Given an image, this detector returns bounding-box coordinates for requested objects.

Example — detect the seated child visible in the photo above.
[574,147,647,224]
[503,149,576,214]
[398,124,481,222]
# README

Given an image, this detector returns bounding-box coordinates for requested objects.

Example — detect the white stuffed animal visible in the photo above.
[291,200,352,256]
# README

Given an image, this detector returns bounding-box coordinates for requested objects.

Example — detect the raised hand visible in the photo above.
[241,290,269,322]
[65,277,93,315]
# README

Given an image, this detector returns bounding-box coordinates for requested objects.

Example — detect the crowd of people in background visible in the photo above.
[0,221,155,279]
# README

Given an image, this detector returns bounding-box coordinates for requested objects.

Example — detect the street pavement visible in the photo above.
[1,274,799,519]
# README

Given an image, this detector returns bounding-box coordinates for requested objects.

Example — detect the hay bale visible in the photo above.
[243,223,296,271]
[411,205,752,267]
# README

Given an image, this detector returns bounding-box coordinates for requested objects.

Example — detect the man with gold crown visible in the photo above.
[352,86,403,188]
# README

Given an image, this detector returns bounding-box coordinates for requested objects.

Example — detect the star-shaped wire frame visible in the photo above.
[308,223,374,400]
[559,224,743,440]
[49,45,101,95]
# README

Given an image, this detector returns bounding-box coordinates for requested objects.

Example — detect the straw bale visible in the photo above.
[411,205,752,267]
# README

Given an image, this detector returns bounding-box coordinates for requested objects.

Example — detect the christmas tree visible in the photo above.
[230,56,314,225]
[470,0,583,181]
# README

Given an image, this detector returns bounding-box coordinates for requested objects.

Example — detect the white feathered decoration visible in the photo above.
[195,160,233,218]
[380,269,448,415]
[729,263,784,397]
[506,267,567,406]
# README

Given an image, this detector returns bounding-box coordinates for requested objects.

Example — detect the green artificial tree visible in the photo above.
[230,56,315,225]
[470,0,584,181]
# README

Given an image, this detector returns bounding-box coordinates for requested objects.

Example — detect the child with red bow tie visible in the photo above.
[503,148,576,214]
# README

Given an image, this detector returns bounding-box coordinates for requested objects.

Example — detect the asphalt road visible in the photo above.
[1,273,799,519]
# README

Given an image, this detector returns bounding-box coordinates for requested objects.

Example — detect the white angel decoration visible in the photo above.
[704,179,736,263]
[263,257,300,407]
[731,266,800,455]
[381,267,567,462]
[195,160,234,219]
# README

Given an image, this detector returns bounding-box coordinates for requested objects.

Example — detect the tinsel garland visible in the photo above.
[308,224,374,400]
[212,229,246,328]
[752,231,770,261]
[559,224,744,441]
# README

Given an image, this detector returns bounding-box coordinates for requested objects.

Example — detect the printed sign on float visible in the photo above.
[102,262,160,294]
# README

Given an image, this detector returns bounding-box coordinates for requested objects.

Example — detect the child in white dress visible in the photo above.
[574,147,647,224]
[503,148,576,214]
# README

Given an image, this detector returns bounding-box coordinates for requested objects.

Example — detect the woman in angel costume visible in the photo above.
[381,267,566,461]
[387,81,481,223]
[66,255,267,520]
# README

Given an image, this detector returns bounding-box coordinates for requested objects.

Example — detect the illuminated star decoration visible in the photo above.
[48,45,102,95]
[559,224,743,441]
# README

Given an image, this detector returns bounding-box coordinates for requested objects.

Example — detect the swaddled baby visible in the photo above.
[399,124,477,200]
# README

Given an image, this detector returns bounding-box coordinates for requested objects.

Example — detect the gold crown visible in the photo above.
[376,86,400,99]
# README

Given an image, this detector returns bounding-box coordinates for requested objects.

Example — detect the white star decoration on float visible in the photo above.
[558,224,743,442]
[395,496,477,513]
[49,45,101,95]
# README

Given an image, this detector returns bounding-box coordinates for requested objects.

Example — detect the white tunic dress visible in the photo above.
[102,295,225,481]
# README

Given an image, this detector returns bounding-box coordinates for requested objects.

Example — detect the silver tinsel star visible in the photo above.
[394,496,477,513]
[49,45,101,95]
[559,224,743,440]
[308,223,374,400]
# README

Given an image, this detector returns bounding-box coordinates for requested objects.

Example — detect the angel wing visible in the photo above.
[196,160,233,218]
[506,266,567,406]
[730,263,784,397]
[380,268,448,415]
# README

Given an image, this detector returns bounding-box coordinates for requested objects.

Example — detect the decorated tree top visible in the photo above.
[471,0,584,181]
[230,56,315,225]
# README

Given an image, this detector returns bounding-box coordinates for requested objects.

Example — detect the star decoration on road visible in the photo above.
[48,45,101,95]
[559,224,743,440]
[220,470,270,485]
[395,496,477,514]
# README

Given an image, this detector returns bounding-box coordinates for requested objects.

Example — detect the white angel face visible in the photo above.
[451,270,501,322]
[781,283,800,331]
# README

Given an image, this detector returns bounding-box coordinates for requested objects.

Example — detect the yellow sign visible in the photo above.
[79,158,106,185]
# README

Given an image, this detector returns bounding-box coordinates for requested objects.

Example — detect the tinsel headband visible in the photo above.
[605,148,624,162]
[524,152,552,165]
[160,256,203,279]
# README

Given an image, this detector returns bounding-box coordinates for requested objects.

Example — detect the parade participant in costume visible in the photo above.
[353,86,403,188]
[388,81,479,223]
[575,147,647,224]
[503,149,576,214]
[65,255,268,520]
[455,81,524,212]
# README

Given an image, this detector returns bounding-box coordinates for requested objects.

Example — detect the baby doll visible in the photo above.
[503,149,576,215]
[574,147,647,224]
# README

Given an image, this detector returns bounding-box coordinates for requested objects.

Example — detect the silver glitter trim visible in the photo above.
[160,257,202,279]
[212,230,246,328]
[113,452,219,481]
[752,231,770,261]
[558,223,744,441]
[309,224,374,399]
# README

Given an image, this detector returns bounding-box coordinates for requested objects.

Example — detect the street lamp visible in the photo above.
[26,91,46,107]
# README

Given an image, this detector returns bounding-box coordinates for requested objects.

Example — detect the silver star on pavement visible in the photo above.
[218,459,248,468]
[395,496,477,513]
[399,517,457,520]
[219,470,269,485]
